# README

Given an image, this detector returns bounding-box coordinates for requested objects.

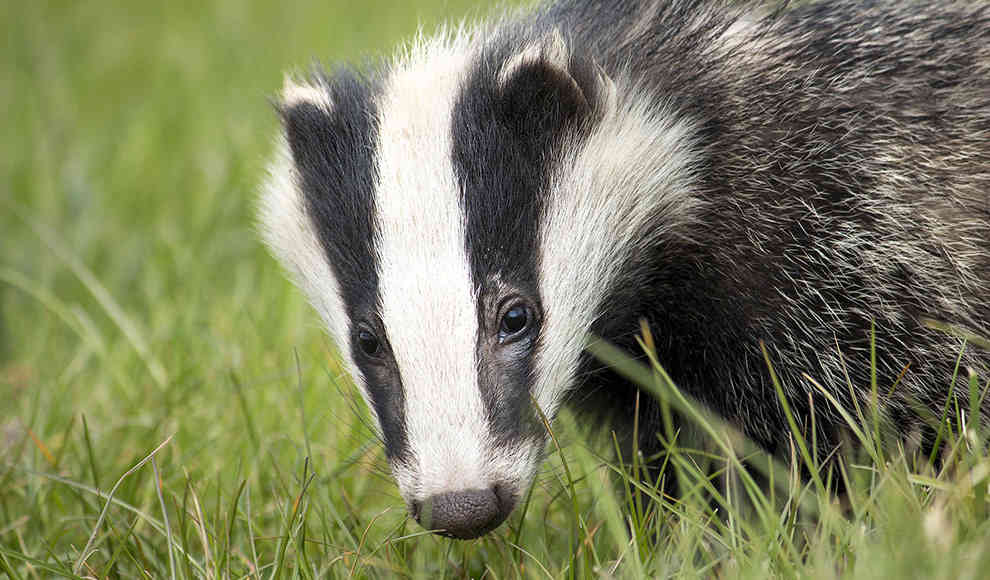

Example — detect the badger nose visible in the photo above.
[412,487,511,539]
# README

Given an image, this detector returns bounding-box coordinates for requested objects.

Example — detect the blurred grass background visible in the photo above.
[3,0,990,578]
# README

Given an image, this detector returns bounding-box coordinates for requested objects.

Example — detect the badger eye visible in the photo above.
[499,304,529,338]
[357,328,382,357]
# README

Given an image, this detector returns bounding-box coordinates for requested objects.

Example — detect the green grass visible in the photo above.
[2,1,990,578]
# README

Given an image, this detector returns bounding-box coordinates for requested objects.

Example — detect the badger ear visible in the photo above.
[496,30,612,135]
[276,76,338,172]
[279,74,333,113]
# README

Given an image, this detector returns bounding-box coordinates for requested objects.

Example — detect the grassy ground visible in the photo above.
[2,0,990,578]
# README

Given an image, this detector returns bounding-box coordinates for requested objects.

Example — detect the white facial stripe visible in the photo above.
[535,86,703,420]
[258,137,373,419]
[374,33,503,499]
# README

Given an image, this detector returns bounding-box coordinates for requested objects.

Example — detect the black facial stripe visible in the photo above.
[281,69,409,462]
[451,48,545,288]
[451,36,599,447]
[450,51,548,447]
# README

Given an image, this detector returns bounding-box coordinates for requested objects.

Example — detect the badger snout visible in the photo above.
[411,485,516,539]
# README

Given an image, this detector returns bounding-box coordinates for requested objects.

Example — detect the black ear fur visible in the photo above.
[274,73,383,307]
[496,31,609,137]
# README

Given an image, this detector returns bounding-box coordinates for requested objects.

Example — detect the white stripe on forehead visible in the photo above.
[373,32,492,497]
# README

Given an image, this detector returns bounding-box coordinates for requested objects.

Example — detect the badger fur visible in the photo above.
[259,0,990,539]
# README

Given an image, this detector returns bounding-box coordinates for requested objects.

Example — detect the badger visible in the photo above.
[259,0,990,539]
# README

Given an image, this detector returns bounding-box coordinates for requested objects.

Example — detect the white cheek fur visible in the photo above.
[534,86,703,425]
[258,136,371,419]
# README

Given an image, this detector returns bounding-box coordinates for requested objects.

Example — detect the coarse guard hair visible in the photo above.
[259,0,990,539]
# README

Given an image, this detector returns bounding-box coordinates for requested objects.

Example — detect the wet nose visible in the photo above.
[412,487,512,539]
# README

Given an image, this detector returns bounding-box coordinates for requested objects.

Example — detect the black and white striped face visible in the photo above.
[260,28,700,538]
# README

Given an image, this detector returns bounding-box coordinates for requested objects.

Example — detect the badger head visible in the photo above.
[259,28,700,539]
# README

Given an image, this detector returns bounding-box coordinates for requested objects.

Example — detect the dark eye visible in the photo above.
[357,328,382,357]
[499,304,530,338]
